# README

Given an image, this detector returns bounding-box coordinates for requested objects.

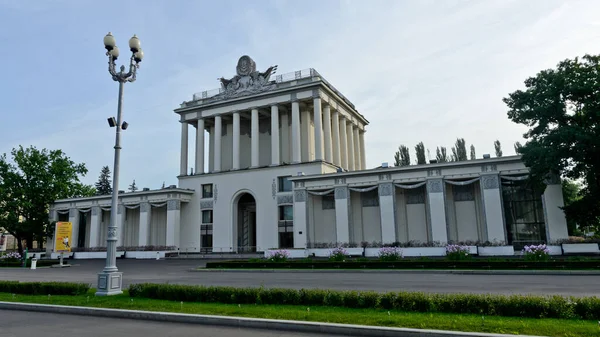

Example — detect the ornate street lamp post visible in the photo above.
[96,32,144,296]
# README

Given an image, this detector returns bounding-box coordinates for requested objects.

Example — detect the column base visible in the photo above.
[95,271,123,296]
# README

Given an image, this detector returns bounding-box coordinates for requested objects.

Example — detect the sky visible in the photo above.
[1,0,599,190]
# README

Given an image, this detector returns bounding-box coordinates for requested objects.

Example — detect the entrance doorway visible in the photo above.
[236,193,257,252]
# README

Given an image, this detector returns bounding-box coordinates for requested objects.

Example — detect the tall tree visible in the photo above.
[451,138,468,161]
[95,166,112,195]
[415,142,426,165]
[470,144,476,160]
[514,141,523,154]
[128,179,138,192]
[503,54,600,228]
[0,146,92,254]
[394,145,410,167]
[562,179,582,235]
[494,140,503,157]
[436,146,449,163]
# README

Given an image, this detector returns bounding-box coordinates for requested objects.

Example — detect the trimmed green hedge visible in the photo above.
[205,260,600,270]
[128,283,600,320]
[0,281,89,295]
[0,260,63,268]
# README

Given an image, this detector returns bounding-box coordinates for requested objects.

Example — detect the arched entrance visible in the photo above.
[235,193,257,252]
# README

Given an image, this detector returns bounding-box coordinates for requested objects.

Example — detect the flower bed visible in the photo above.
[205,259,600,270]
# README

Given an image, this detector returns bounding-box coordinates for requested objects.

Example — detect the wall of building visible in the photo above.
[149,206,167,246]
[308,195,336,244]
[178,162,338,252]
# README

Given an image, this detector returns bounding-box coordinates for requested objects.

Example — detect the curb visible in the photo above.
[0,301,544,337]
[191,268,600,275]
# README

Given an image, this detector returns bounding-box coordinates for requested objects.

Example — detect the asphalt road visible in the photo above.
[0,309,335,337]
[1,259,599,297]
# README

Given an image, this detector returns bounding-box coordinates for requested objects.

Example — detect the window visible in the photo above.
[278,176,293,192]
[278,205,294,248]
[202,210,213,224]
[322,195,335,210]
[501,180,547,248]
[201,234,213,253]
[202,184,213,198]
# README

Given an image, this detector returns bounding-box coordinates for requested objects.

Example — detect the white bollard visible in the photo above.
[156,251,159,260]
[30,258,37,270]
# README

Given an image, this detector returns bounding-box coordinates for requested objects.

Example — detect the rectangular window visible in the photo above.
[202,210,213,224]
[202,184,213,198]
[279,205,293,221]
[278,176,293,192]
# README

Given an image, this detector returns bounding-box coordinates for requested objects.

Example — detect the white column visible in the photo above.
[280,111,290,163]
[89,206,101,248]
[353,126,361,170]
[323,104,332,163]
[543,178,569,241]
[138,202,150,246]
[332,110,341,167]
[180,122,188,176]
[334,186,350,243]
[214,116,222,172]
[426,179,448,243]
[68,208,79,249]
[339,115,348,170]
[195,119,204,174]
[301,108,310,162]
[378,183,396,244]
[481,174,507,242]
[251,108,259,168]
[271,105,280,166]
[166,200,181,247]
[293,189,307,248]
[313,97,323,161]
[232,112,240,170]
[359,130,366,170]
[291,101,301,163]
[346,121,355,171]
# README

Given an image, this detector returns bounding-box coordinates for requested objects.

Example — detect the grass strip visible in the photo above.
[0,291,597,337]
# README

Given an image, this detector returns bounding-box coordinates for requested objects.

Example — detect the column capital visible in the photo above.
[378,183,394,196]
[140,201,150,213]
[294,189,307,203]
[426,178,444,193]
[312,89,321,99]
[167,200,181,211]
[481,174,500,189]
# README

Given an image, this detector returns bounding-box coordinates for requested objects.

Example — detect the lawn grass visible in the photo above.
[1,291,598,337]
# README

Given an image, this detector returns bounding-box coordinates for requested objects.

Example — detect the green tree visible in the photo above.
[470,144,476,160]
[95,166,112,195]
[415,142,426,165]
[0,146,92,254]
[128,179,138,192]
[394,145,410,167]
[494,140,503,157]
[514,141,523,154]
[451,138,467,161]
[436,146,449,163]
[503,54,600,228]
[562,179,582,235]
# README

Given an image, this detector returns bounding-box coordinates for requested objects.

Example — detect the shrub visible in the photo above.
[266,250,291,262]
[0,252,22,263]
[0,281,89,295]
[378,247,403,261]
[522,244,550,262]
[328,247,348,262]
[445,244,471,261]
[127,283,600,320]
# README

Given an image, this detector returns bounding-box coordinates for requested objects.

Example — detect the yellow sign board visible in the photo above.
[54,221,73,253]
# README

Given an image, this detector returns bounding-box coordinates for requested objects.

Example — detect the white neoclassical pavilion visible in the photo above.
[49,55,570,256]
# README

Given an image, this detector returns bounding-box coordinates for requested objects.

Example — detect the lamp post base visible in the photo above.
[95,271,123,296]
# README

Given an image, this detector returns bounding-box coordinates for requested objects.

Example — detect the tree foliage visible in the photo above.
[95,166,112,195]
[415,142,426,165]
[129,179,138,192]
[451,138,468,162]
[514,141,523,154]
[494,140,503,157]
[503,54,600,227]
[469,145,476,160]
[394,145,410,167]
[0,146,93,253]
[436,146,449,163]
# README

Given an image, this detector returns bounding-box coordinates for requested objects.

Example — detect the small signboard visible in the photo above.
[54,222,73,253]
